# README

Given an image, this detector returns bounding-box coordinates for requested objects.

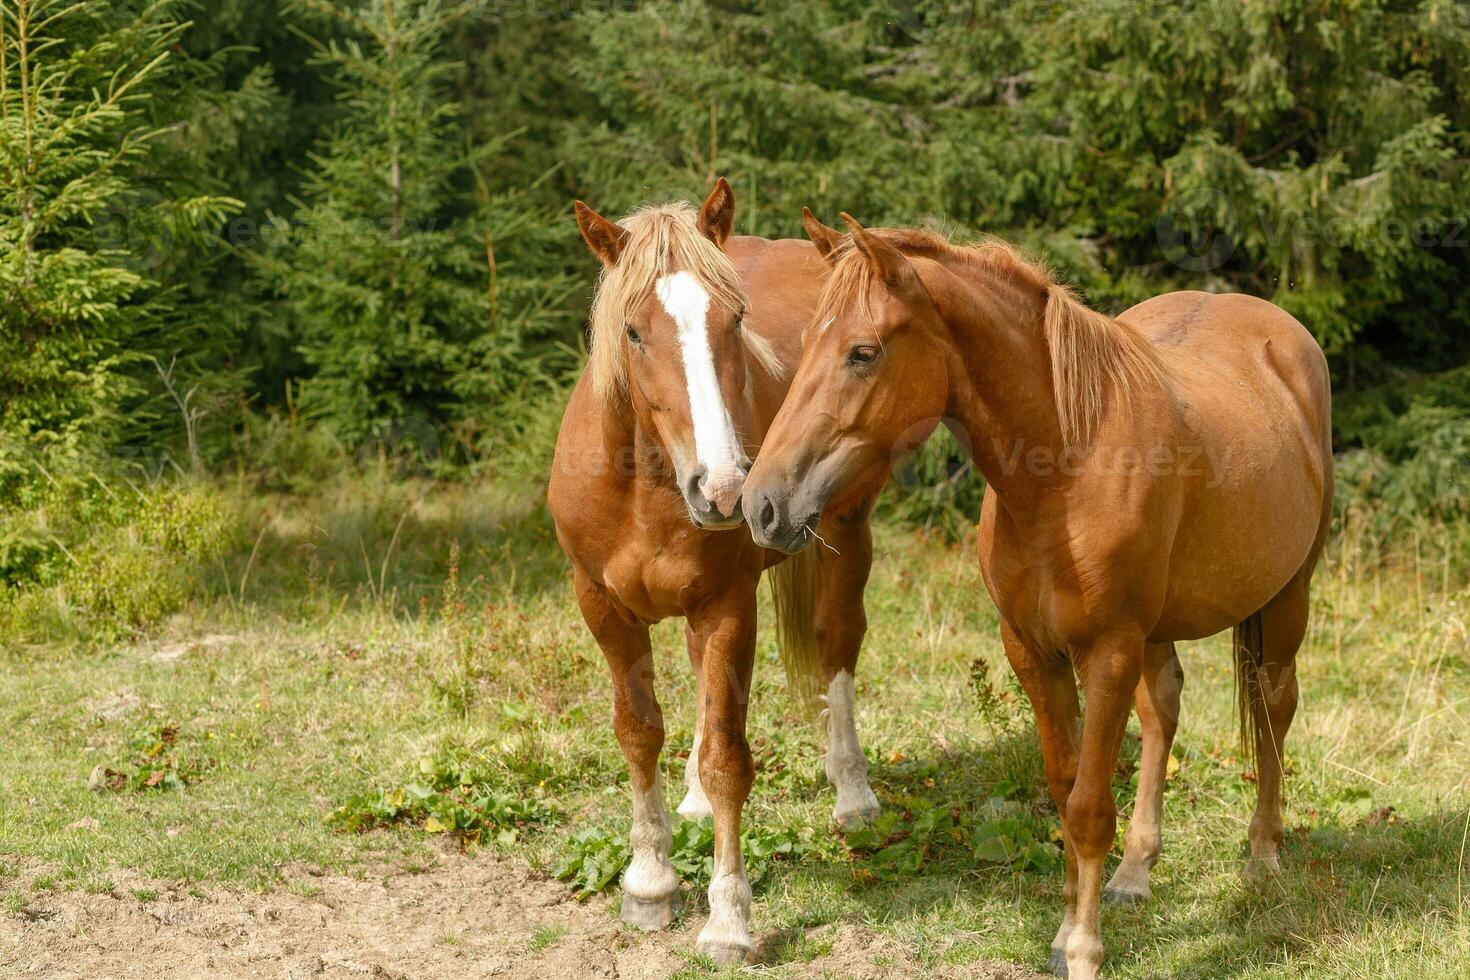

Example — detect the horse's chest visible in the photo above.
[602,527,721,620]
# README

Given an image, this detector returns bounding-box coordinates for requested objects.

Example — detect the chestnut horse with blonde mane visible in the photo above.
[743,212,1332,979]
[547,182,882,965]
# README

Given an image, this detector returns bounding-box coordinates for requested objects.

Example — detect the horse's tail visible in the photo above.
[768,547,823,715]
[1233,610,1265,776]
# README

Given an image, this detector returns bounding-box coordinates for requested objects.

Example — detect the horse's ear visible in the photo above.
[802,207,842,264]
[697,177,735,247]
[575,200,628,266]
[840,212,918,293]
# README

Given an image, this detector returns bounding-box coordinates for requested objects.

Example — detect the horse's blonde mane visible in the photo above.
[588,201,781,403]
[814,228,1164,451]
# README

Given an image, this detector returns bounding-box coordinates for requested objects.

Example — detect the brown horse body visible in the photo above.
[743,216,1331,979]
[548,185,881,964]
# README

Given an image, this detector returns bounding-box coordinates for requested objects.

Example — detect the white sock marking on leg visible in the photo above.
[824,670,879,825]
[678,725,712,818]
[698,862,753,954]
[623,771,678,901]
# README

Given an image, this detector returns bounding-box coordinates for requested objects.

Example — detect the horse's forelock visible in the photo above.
[588,202,747,403]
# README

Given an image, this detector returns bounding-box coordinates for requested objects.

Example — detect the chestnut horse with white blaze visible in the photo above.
[547,182,882,965]
[743,212,1332,980]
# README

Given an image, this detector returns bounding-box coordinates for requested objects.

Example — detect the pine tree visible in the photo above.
[0,0,240,490]
[566,0,1470,374]
[253,0,575,460]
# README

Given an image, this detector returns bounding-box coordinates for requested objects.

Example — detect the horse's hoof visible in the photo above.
[696,939,753,967]
[620,890,680,931]
[1103,883,1150,904]
[676,791,713,820]
[1048,946,1069,978]
[1245,853,1282,878]
[834,803,880,830]
[833,789,881,830]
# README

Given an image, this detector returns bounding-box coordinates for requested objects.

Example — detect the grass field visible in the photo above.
[2,476,1468,978]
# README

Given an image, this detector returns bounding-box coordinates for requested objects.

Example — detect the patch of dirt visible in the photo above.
[87,690,143,721]
[0,851,1046,979]
[145,633,240,664]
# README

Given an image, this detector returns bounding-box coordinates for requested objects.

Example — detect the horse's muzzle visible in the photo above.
[745,485,815,553]
[682,463,747,530]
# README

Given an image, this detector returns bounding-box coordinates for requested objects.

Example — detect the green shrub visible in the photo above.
[0,0,241,466]
[90,724,217,793]
[845,793,1062,882]
[553,816,808,897]
[1338,408,1469,523]
[877,426,985,540]
[326,752,560,846]
[63,537,190,634]
[231,407,353,495]
[1334,366,1470,450]
[0,466,238,645]
[250,0,575,453]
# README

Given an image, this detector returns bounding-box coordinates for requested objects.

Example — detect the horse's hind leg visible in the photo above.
[573,571,680,930]
[676,624,713,819]
[1247,575,1310,873]
[1105,641,1183,903]
[815,517,880,829]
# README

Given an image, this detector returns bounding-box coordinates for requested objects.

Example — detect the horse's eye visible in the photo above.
[625,325,641,345]
[846,345,879,367]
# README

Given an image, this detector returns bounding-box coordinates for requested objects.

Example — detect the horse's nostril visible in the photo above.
[685,465,709,511]
[759,497,776,532]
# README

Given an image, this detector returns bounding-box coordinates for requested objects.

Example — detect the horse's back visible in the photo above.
[1123,291,1330,457]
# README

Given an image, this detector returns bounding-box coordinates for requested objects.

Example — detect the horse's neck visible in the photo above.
[933,265,1066,501]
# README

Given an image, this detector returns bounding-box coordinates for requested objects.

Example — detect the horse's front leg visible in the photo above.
[687,590,758,965]
[573,571,680,930]
[1063,633,1145,980]
[1000,621,1081,976]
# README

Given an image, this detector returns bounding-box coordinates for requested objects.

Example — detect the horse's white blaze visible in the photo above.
[824,670,880,827]
[623,771,678,901]
[656,271,745,514]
